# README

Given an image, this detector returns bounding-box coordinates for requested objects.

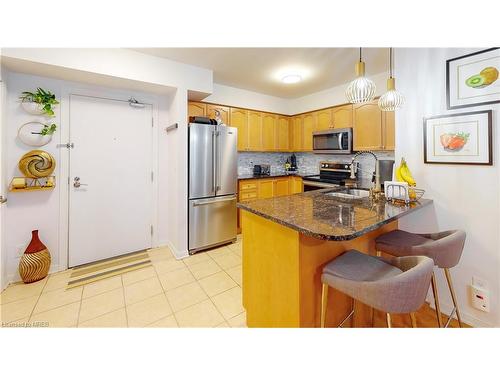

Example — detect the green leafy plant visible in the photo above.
[40,123,57,136]
[19,87,59,116]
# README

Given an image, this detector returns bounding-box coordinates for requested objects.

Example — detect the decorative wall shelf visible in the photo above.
[9,176,56,192]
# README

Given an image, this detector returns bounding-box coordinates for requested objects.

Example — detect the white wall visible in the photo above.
[0,62,7,291]
[203,83,290,115]
[395,48,500,327]
[2,71,174,282]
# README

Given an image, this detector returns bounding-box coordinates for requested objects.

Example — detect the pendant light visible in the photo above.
[378,48,405,111]
[345,48,376,103]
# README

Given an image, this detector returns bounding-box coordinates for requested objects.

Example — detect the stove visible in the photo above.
[302,161,358,191]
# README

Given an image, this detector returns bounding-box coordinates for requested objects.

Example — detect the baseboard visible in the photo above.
[427,298,493,328]
[165,240,189,260]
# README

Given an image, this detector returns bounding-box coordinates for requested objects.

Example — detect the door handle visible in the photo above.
[193,196,236,206]
[73,177,88,188]
[0,195,7,204]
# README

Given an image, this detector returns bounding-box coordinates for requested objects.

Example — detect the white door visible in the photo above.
[68,94,153,267]
[0,81,6,289]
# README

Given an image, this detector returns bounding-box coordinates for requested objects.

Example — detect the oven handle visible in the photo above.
[303,180,338,188]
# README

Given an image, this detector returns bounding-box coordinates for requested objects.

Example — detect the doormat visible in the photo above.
[67,250,152,289]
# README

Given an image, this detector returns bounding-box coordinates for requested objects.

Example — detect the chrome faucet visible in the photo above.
[350,151,381,194]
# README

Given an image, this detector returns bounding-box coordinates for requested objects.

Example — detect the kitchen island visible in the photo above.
[237,188,432,328]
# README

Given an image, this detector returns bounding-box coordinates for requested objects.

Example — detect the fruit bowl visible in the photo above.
[384,181,425,205]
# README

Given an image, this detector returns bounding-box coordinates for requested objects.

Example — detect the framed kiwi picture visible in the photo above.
[423,110,492,165]
[446,48,500,109]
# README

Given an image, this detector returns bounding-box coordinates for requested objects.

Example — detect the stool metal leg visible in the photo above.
[376,250,381,257]
[386,313,392,328]
[410,313,417,328]
[320,283,329,328]
[430,272,443,328]
[444,268,463,328]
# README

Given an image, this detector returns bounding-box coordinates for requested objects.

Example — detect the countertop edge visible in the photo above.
[238,199,433,241]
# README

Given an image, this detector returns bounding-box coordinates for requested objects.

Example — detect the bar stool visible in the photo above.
[320,250,434,328]
[375,230,466,328]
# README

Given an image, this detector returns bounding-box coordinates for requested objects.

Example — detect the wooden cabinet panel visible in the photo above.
[206,104,230,124]
[188,102,206,118]
[258,179,274,199]
[248,111,263,151]
[302,113,315,151]
[262,113,277,151]
[332,104,353,129]
[290,177,303,194]
[276,116,290,151]
[274,178,289,197]
[353,101,383,151]
[292,116,303,151]
[383,111,395,151]
[315,109,332,131]
[230,108,249,151]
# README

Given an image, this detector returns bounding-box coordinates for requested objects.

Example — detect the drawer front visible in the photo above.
[240,191,258,200]
[240,182,258,190]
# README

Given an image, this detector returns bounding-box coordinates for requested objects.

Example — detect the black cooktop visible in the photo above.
[303,175,345,185]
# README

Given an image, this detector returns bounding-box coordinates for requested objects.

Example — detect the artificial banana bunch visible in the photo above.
[395,158,417,199]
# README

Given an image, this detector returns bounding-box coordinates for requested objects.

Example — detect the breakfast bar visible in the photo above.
[238,188,432,328]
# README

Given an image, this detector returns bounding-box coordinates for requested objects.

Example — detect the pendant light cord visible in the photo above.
[389,47,393,78]
[359,47,362,62]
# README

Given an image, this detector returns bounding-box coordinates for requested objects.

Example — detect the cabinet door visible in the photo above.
[353,101,383,151]
[262,113,277,151]
[258,179,274,199]
[302,113,315,151]
[315,109,332,131]
[188,102,206,118]
[207,104,230,124]
[383,111,395,151]
[276,116,290,151]
[289,177,303,194]
[292,116,303,151]
[248,111,263,151]
[230,108,249,151]
[332,104,353,129]
[274,178,289,197]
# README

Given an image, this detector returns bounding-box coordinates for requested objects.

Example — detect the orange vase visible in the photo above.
[19,230,51,283]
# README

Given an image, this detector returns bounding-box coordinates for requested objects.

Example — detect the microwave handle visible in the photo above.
[338,132,343,150]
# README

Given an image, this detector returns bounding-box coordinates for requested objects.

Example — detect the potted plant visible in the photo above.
[19,88,59,116]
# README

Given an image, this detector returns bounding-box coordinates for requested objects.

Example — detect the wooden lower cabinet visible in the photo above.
[237,176,303,232]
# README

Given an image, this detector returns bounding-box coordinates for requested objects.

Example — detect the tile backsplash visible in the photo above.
[238,151,395,180]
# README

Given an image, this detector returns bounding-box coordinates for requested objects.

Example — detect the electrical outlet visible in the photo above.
[471,284,490,312]
[472,276,489,290]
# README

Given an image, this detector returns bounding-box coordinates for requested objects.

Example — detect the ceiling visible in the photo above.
[131,48,390,98]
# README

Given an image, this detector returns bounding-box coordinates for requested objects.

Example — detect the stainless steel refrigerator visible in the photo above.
[188,123,238,254]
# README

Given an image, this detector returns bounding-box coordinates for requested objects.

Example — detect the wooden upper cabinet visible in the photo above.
[383,111,395,150]
[248,111,263,151]
[292,116,303,151]
[315,109,332,131]
[206,104,230,124]
[230,108,249,151]
[302,113,315,151]
[332,104,353,129]
[262,113,277,151]
[188,102,206,118]
[353,100,383,151]
[276,116,290,151]
[274,178,289,197]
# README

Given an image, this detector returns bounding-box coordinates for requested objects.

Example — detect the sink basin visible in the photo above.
[323,188,370,199]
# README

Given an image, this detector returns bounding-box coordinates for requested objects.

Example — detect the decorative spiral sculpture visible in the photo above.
[18,150,56,178]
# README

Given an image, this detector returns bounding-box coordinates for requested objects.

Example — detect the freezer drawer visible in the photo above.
[189,195,237,253]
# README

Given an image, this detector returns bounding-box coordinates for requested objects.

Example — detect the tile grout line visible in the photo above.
[120,275,129,328]
[26,278,49,322]
[75,287,84,327]
[152,253,180,328]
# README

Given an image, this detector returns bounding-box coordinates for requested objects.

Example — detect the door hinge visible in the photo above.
[152,117,154,127]
[150,225,154,236]
[151,171,154,182]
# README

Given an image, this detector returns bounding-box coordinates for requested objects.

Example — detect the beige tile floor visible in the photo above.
[0,236,246,328]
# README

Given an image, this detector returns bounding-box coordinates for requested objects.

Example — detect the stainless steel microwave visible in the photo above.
[312,128,353,154]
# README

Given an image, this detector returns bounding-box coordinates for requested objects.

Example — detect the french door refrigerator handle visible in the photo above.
[192,196,237,206]
[216,130,221,191]
[212,129,216,193]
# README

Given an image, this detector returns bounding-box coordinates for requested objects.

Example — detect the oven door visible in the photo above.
[313,128,352,154]
[303,180,338,191]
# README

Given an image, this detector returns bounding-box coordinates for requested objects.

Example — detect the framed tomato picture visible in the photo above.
[446,48,500,109]
[423,110,492,165]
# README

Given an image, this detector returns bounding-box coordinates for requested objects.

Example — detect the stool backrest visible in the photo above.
[417,230,466,268]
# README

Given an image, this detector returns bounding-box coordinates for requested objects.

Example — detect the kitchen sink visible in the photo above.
[323,188,370,199]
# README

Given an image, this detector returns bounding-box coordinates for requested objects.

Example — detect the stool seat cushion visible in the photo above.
[375,230,434,256]
[323,249,402,282]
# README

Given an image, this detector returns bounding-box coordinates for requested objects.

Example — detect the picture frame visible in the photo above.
[423,110,492,165]
[446,48,500,110]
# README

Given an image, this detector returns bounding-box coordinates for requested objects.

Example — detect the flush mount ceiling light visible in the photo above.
[345,48,376,103]
[378,48,405,111]
[281,74,302,84]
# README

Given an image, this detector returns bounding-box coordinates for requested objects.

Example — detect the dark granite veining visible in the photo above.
[238,172,306,180]
[237,188,433,241]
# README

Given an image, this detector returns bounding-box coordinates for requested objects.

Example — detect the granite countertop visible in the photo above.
[237,188,433,241]
[238,172,306,180]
